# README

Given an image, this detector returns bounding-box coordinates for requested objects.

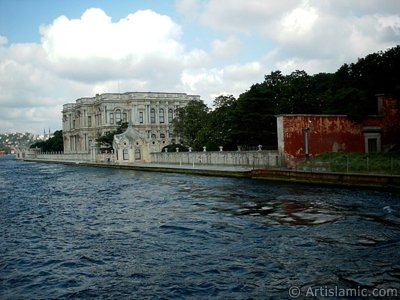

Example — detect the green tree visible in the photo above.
[194,95,237,150]
[30,130,64,152]
[326,87,369,120]
[161,144,189,152]
[96,121,128,148]
[172,100,209,148]
[230,84,277,147]
[262,70,326,115]
[329,45,400,116]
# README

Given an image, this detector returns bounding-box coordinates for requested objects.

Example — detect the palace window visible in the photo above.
[110,112,114,124]
[160,133,165,138]
[88,116,92,127]
[168,109,173,123]
[159,109,164,123]
[150,108,156,124]
[115,109,121,123]
[123,113,127,122]
[139,111,144,124]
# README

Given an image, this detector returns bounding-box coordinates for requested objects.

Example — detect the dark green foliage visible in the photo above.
[115,121,129,134]
[232,85,277,148]
[330,46,400,115]
[326,87,369,120]
[194,95,238,151]
[161,144,189,152]
[172,100,209,148]
[96,121,128,147]
[30,130,63,152]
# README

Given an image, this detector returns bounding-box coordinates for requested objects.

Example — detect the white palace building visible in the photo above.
[62,92,200,163]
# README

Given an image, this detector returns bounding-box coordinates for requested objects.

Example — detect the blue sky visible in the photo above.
[0,0,399,133]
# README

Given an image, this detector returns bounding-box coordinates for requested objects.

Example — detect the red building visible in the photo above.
[276,95,400,166]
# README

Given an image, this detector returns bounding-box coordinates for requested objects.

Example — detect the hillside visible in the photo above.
[0,132,48,154]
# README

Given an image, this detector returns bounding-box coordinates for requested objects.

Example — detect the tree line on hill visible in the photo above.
[173,45,400,151]
[30,130,63,152]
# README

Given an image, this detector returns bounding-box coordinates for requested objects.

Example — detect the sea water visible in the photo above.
[1,156,399,299]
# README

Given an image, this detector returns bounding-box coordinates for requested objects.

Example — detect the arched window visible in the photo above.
[115,109,121,123]
[168,109,173,123]
[123,148,128,160]
[135,148,141,160]
[150,108,156,123]
[159,109,164,123]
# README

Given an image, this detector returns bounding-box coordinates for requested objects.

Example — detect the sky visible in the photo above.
[0,0,399,134]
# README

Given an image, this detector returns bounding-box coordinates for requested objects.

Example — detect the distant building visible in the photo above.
[276,95,400,166]
[62,92,200,162]
[43,128,53,141]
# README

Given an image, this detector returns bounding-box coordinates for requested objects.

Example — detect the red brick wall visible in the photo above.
[277,96,399,166]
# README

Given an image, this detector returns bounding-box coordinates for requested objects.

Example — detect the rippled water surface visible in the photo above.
[1,156,400,299]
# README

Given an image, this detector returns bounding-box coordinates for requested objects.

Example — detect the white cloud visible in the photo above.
[39,8,186,84]
[198,0,297,34]
[176,0,201,20]
[0,35,8,45]
[192,0,400,73]
[181,61,264,101]
[281,1,318,36]
[41,8,183,61]
[211,36,242,59]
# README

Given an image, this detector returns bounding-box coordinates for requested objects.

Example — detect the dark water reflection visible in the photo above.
[0,157,399,299]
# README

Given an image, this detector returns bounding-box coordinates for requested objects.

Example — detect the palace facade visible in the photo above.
[62,92,200,161]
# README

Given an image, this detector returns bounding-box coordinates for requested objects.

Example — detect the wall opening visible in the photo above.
[135,148,141,160]
[123,148,128,160]
[363,127,381,153]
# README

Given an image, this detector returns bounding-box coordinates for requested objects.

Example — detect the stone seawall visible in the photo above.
[20,157,400,190]
[251,169,400,190]
[34,153,91,162]
[150,150,281,168]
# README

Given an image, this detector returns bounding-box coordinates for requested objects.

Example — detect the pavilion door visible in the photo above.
[135,148,141,160]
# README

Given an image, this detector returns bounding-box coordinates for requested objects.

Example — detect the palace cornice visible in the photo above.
[63,92,200,112]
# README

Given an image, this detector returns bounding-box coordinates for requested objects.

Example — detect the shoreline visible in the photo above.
[21,158,400,191]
